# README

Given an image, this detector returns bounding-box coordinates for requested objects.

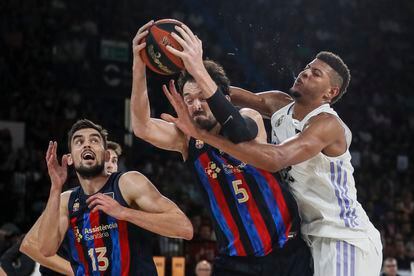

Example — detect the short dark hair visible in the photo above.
[177,60,230,95]
[67,119,108,151]
[107,141,122,156]
[316,51,351,104]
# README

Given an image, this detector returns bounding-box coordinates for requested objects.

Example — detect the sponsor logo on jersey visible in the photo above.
[82,222,118,241]
[205,162,221,179]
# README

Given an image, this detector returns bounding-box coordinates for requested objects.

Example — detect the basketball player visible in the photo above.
[161,24,382,276]
[35,119,193,275]
[105,141,122,175]
[20,140,124,275]
[131,21,312,275]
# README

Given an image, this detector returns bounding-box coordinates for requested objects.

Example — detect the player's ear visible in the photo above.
[67,153,73,165]
[104,150,110,162]
[324,87,339,103]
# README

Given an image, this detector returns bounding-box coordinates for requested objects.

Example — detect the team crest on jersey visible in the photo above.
[195,139,204,149]
[205,162,221,179]
[72,198,80,212]
[274,115,285,127]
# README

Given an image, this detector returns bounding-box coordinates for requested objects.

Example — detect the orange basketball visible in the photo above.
[140,19,185,75]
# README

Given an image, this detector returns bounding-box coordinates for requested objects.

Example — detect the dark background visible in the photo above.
[1,0,413,274]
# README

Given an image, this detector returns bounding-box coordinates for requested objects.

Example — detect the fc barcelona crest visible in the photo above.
[73,198,80,212]
[195,139,204,149]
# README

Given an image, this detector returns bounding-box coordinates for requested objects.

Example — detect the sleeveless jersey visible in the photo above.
[271,103,377,240]
[187,137,301,257]
[66,172,157,276]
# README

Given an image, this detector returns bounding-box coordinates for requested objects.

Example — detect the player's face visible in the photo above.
[182,81,218,131]
[291,59,337,104]
[105,149,118,174]
[70,128,106,178]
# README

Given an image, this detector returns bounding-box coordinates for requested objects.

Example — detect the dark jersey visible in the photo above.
[187,138,301,257]
[66,172,157,276]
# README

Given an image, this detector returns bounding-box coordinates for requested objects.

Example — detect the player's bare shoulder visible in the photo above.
[118,171,152,204]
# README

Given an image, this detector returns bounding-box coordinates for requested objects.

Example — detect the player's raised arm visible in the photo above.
[130,21,187,155]
[86,172,193,240]
[38,142,70,257]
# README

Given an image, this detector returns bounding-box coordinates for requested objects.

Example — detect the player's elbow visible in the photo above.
[132,124,150,140]
[181,218,194,240]
[19,238,31,255]
[39,245,55,257]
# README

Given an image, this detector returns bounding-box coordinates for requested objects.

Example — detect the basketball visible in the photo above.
[140,19,185,75]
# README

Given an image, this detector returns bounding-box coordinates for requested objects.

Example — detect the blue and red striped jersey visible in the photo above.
[66,172,157,276]
[187,138,301,257]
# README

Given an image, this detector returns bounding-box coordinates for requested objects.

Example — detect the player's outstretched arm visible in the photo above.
[162,87,345,173]
[38,142,70,257]
[131,21,187,155]
[229,86,293,119]
[86,172,193,240]
[20,215,73,275]
[197,113,345,172]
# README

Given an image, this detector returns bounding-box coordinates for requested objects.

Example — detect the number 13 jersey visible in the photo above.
[66,172,157,276]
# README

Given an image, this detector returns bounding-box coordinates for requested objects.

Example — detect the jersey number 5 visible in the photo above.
[232,180,249,203]
[88,247,109,272]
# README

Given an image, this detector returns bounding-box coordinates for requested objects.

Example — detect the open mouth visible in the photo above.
[81,150,96,161]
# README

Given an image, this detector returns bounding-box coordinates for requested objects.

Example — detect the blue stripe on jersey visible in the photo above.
[243,164,287,246]
[82,212,100,276]
[194,159,238,256]
[107,215,121,275]
[211,151,265,255]
[67,226,85,276]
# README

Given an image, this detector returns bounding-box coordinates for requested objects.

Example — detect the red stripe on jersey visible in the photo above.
[118,220,130,276]
[70,216,90,275]
[221,159,272,255]
[89,211,106,274]
[199,153,246,256]
[259,170,292,237]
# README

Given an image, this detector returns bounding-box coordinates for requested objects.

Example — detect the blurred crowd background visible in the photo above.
[1,0,413,275]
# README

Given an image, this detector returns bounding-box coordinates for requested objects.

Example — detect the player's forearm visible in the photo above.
[21,244,73,275]
[120,207,193,240]
[38,188,63,256]
[39,255,73,276]
[192,68,218,98]
[130,70,152,137]
[199,129,284,172]
[20,235,73,275]
[229,87,293,118]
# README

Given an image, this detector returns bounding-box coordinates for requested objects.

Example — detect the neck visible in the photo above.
[292,101,328,121]
[77,173,110,195]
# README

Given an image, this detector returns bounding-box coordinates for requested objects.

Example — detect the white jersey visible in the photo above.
[271,102,378,242]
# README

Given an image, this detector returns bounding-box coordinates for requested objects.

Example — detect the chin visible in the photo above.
[289,88,302,99]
